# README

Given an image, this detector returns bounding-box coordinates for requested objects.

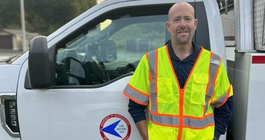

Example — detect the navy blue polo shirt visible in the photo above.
[167,40,200,88]
[128,40,233,139]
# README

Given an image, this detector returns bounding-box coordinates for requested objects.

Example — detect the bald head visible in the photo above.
[166,2,198,46]
[168,2,195,21]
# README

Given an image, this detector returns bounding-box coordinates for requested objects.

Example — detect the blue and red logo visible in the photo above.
[100,114,131,140]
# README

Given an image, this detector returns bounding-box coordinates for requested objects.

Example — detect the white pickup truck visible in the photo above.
[1,0,265,140]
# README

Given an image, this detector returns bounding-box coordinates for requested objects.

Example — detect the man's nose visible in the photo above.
[179,19,187,27]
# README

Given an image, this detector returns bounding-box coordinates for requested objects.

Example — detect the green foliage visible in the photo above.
[0,0,21,30]
[0,0,97,35]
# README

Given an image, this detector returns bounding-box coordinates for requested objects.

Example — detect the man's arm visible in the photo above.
[214,96,233,139]
[128,99,148,140]
[136,120,148,140]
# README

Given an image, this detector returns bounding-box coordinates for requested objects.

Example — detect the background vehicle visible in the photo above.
[225,0,265,139]
[0,0,264,140]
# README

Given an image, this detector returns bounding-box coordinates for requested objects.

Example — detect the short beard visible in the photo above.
[176,35,191,44]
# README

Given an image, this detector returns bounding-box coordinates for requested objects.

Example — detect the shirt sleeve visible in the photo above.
[123,54,150,106]
[128,99,147,123]
[210,58,234,138]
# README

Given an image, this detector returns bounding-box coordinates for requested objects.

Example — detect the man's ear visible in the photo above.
[166,21,171,33]
[194,19,198,27]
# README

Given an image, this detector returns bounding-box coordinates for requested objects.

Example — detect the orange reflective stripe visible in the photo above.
[184,46,204,89]
[127,84,148,96]
[212,85,232,108]
[205,53,212,95]
[123,91,148,106]
[149,57,152,110]
[165,45,181,89]
[149,110,179,117]
[184,113,214,120]
[216,86,231,108]
[177,89,184,140]
[183,123,215,129]
[123,84,149,105]
[155,49,158,113]
[204,53,213,115]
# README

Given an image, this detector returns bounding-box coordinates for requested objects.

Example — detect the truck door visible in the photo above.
[16,2,211,140]
[17,5,171,140]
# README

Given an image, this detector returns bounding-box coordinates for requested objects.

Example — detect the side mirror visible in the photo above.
[28,36,51,88]
[100,40,117,62]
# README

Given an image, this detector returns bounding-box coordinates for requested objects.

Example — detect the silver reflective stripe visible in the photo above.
[211,53,220,64]
[148,50,157,112]
[211,89,230,107]
[183,115,215,128]
[124,85,149,104]
[210,59,221,66]
[149,112,214,128]
[148,50,156,74]
[149,113,179,126]
[204,53,221,114]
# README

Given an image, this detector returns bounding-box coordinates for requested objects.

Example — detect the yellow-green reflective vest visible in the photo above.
[123,45,233,140]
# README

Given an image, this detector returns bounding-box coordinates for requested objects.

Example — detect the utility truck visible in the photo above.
[0,0,264,140]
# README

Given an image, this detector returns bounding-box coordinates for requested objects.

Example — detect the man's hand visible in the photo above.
[135,120,148,140]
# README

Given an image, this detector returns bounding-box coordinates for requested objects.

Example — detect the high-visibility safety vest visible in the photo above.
[123,45,233,140]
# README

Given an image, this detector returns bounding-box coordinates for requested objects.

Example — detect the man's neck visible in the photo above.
[171,41,193,60]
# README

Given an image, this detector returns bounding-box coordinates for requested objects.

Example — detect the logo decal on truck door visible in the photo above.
[99,114,131,140]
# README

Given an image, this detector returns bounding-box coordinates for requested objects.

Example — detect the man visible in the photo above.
[123,2,233,140]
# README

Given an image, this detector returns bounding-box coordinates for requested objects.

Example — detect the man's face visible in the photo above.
[166,3,198,45]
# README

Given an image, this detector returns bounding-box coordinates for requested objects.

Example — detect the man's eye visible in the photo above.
[174,19,180,22]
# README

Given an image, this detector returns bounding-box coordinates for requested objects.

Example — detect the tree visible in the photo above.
[0,0,21,29]
[0,0,97,35]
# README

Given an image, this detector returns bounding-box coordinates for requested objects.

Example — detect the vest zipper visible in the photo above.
[177,89,184,140]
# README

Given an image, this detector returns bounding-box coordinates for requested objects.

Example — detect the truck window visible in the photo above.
[54,15,168,86]
[51,2,209,87]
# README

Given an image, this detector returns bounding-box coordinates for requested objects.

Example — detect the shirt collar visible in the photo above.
[166,40,201,62]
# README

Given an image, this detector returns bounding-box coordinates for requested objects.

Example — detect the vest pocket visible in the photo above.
[157,78,173,103]
[190,73,208,105]
[148,122,177,140]
[185,126,214,140]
